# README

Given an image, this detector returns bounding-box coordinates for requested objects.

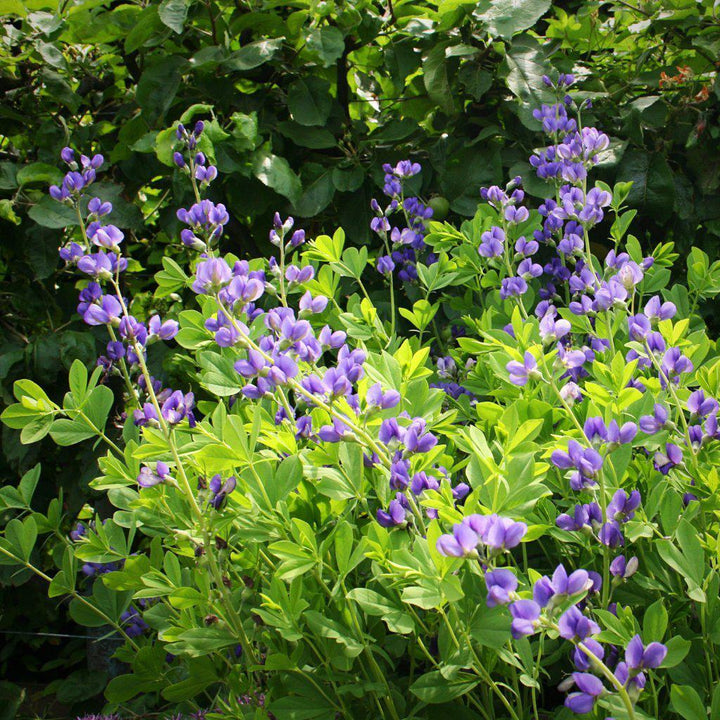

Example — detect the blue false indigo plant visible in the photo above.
[2,76,719,720]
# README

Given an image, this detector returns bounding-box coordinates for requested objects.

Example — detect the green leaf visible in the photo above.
[5,516,37,562]
[105,674,143,703]
[28,196,79,229]
[469,605,512,648]
[165,627,237,656]
[224,38,284,71]
[410,670,479,703]
[199,351,243,396]
[475,0,551,39]
[670,684,706,720]
[16,162,62,186]
[136,56,187,122]
[21,414,54,444]
[347,588,414,634]
[660,636,691,668]
[423,44,454,114]
[68,359,89,402]
[253,150,302,203]
[162,659,218,700]
[502,38,552,129]
[158,0,189,33]
[307,26,345,67]
[617,150,676,222]
[304,610,363,656]
[269,455,303,505]
[294,169,335,217]
[643,599,668,642]
[287,78,332,127]
[18,464,41,505]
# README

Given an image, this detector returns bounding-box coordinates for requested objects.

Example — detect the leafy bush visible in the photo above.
[3,72,720,720]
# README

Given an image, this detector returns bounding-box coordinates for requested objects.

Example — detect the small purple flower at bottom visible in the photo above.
[133,402,159,427]
[564,672,605,714]
[367,382,401,409]
[558,606,600,641]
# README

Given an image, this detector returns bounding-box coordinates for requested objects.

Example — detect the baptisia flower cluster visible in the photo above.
[507,565,666,715]
[369,160,435,282]
[439,73,678,717]
[183,197,469,531]
[51,133,208,447]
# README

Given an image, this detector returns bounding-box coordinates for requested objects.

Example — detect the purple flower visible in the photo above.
[687,389,718,417]
[625,634,667,670]
[556,503,601,532]
[299,291,328,314]
[607,489,641,522]
[478,227,505,258]
[518,258,543,280]
[509,599,541,638]
[500,276,528,299]
[192,258,232,294]
[610,555,638,579]
[403,418,437,453]
[505,205,529,224]
[436,523,479,557]
[506,351,538,386]
[644,295,676,322]
[558,606,600,641]
[133,403,159,427]
[551,440,603,490]
[88,222,124,249]
[208,474,237,509]
[148,315,179,341]
[161,391,195,426]
[137,462,170,487]
[366,382,401,409]
[628,314,651,341]
[653,443,682,474]
[485,569,518,607]
[83,295,122,326]
[573,639,605,671]
[534,564,591,607]
[539,308,571,342]
[285,265,314,284]
[77,251,127,278]
[377,255,395,274]
[377,494,408,527]
[59,242,84,263]
[515,236,539,257]
[61,146,75,164]
[483,515,527,550]
[639,404,669,433]
[598,520,624,548]
[660,347,693,386]
[565,673,604,714]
